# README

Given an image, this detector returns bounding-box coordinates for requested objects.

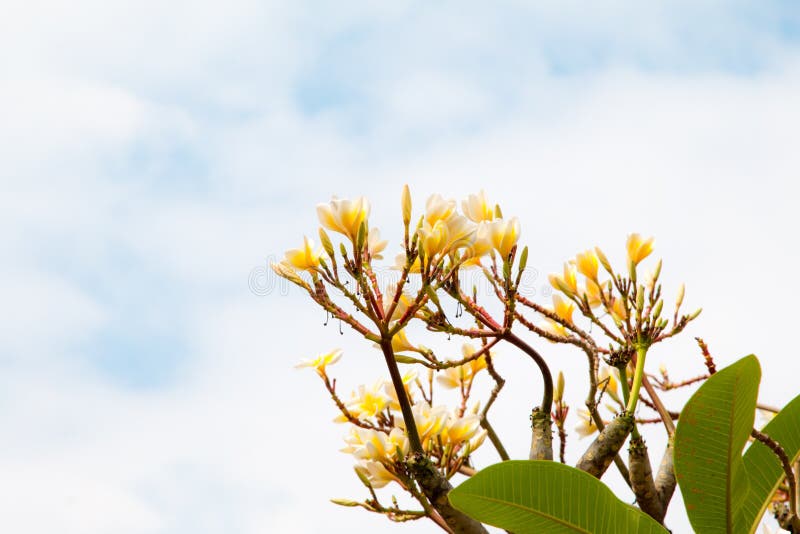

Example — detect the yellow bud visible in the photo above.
[575,249,599,281]
[331,499,360,507]
[319,227,334,257]
[270,261,310,289]
[652,299,663,319]
[626,233,655,266]
[595,246,613,274]
[401,184,412,226]
[554,371,565,403]
[675,283,685,310]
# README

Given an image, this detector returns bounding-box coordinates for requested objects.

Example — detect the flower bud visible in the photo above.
[554,371,565,403]
[401,184,412,226]
[319,227,334,258]
[675,283,685,310]
[595,247,613,274]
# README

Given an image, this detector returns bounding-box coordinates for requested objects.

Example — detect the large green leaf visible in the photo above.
[674,354,760,534]
[448,460,668,533]
[738,393,800,533]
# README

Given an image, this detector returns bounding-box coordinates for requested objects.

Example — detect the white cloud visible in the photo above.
[2,1,800,532]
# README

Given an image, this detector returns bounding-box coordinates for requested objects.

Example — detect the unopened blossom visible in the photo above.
[626,233,655,266]
[549,262,579,295]
[367,227,388,259]
[461,190,495,223]
[575,249,599,281]
[401,184,412,225]
[270,261,309,289]
[283,236,323,271]
[488,217,520,258]
[295,348,342,375]
[317,196,371,241]
[468,429,489,451]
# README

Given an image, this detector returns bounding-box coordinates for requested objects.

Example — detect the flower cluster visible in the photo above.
[274,186,705,531]
[297,350,488,490]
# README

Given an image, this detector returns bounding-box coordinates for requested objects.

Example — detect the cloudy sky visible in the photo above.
[3,1,800,533]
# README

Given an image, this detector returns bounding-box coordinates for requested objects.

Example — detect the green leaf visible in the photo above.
[738,393,800,533]
[674,354,760,534]
[448,460,668,534]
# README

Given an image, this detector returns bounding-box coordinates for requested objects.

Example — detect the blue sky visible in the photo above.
[2,2,800,533]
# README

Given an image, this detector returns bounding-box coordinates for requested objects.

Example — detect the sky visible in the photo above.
[2,1,800,533]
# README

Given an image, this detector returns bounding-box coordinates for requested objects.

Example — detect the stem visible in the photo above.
[618,364,641,440]
[641,374,675,435]
[379,339,423,454]
[480,417,510,461]
[626,345,648,414]
[503,331,553,414]
[752,429,799,520]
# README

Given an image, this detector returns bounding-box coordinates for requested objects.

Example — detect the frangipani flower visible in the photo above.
[461,190,495,223]
[402,402,449,444]
[393,252,421,273]
[367,227,388,259]
[390,329,418,354]
[384,369,418,411]
[343,427,409,462]
[609,297,627,322]
[540,295,575,338]
[487,217,520,258]
[436,366,466,389]
[356,460,398,488]
[283,236,323,271]
[582,279,604,308]
[435,344,487,389]
[549,262,579,295]
[598,365,622,405]
[295,348,342,376]
[444,414,482,445]
[626,233,655,266]
[424,194,457,225]
[341,381,391,420]
[382,283,414,323]
[574,408,599,438]
[575,249,599,281]
[317,196,371,241]
[552,294,575,324]
[418,220,449,258]
[418,215,476,259]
